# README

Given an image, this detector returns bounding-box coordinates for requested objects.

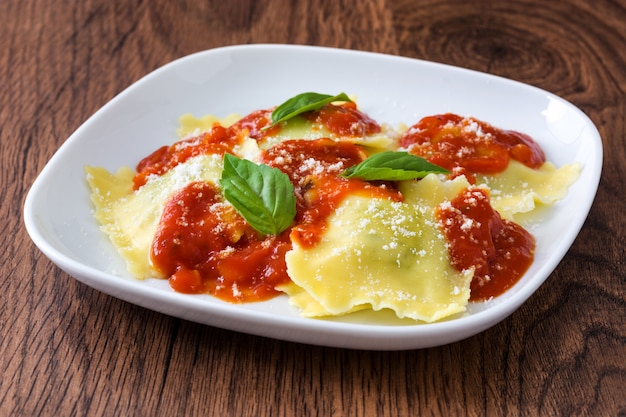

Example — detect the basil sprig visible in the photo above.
[220,154,296,236]
[341,151,449,181]
[270,92,352,126]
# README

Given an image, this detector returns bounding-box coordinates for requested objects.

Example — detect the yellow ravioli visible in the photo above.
[176,113,241,138]
[476,160,582,220]
[86,153,224,278]
[285,174,474,322]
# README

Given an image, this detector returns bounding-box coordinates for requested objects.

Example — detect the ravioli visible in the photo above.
[476,160,582,220]
[176,113,241,138]
[86,153,224,278]
[267,115,395,149]
[284,175,474,322]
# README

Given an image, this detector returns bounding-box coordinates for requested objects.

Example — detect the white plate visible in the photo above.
[24,44,602,350]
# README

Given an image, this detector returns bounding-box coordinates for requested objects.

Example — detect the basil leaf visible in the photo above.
[341,151,449,181]
[220,154,296,236]
[270,92,352,126]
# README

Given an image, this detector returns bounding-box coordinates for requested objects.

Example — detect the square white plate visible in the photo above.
[24,44,602,350]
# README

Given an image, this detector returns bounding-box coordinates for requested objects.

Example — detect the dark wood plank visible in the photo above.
[1,0,625,416]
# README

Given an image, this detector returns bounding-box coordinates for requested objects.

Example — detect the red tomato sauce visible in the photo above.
[227,109,280,142]
[150,181,292,302]
[436,187,535,300]
[303,102,381,137]
[142,107,541,303]
[400,113,545,174]
[133,124,240,190]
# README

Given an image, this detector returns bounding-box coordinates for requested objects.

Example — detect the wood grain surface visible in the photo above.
[2,0,625,415]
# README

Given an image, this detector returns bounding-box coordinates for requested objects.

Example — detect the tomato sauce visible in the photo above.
[400,113,545,174]
[304,102,381,137]
[150,181,292,302]
[142,106,541,304]
[227,109,281,142]
[133,124,240,190]
[436,187,535,300]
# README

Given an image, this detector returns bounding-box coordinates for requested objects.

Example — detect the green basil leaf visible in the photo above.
[341,151,449,181]
[270,92,352,126]
[220,154,296,236]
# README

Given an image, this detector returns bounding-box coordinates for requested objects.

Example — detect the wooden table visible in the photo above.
[3,0,625,415]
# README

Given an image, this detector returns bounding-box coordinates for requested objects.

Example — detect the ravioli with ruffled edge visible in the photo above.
[86,106,581,323]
